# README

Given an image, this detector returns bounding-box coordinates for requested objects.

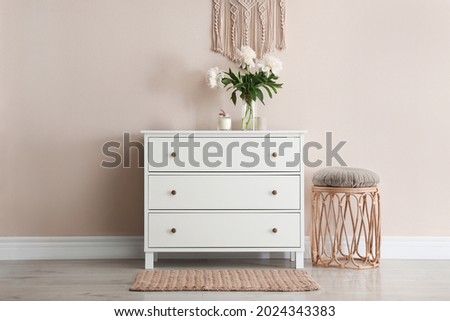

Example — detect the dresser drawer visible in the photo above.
[148,213,301,248]
[148,175,300,210]
[147,136,301,172]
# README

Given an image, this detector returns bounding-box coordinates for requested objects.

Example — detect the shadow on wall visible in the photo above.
[98,134,143,235]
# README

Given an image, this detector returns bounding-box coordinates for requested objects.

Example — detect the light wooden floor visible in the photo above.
[1,259,449,300]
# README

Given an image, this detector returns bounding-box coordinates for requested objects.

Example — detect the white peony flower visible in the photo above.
[257,55,283,76]
[206,67,224,89]
[236,46,256,69]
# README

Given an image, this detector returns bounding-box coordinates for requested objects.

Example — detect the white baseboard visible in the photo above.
[0,236,144,260]
[380,237,450,260]
[0,236,449,261]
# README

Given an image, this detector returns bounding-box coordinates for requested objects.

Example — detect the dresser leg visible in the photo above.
[145,252,154,269]
[295,252,304,269]
[154,253,158,262]
[290,252,295,262]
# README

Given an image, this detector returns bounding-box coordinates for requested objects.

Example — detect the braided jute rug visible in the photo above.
[130,269,319,292]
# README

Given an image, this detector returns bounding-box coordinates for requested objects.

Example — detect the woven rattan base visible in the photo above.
[311,186,381,269]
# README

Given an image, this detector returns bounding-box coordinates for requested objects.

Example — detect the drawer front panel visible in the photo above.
[147,137,301,172]
[148,213,301,248]
[148,175,300,210]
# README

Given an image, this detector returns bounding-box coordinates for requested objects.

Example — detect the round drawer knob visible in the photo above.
[171,190,177,196]
[272,152,278,158]
[171,228,177,234]
[272,228,278,233]
[272,190,278,196]
[171,152,177,157]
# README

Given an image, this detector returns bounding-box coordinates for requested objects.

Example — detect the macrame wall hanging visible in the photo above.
[212,0,287,61]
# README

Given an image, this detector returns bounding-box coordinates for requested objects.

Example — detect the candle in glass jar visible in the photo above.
[217,117,232,130]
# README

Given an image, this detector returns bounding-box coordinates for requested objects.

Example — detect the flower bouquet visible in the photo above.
[207,46,283,130]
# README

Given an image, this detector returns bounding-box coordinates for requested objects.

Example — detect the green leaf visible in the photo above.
[250,89,257,101]
[262,85,273,99]
[229,69,238,82]
[222,78,232,86]
[266,84,278,94]
[255,88,265,105]
[231,90,237,105]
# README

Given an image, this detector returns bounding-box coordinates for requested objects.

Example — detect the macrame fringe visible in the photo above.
[212,0,287,61]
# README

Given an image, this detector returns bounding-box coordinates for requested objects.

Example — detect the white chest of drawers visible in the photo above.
[142,131,306,269]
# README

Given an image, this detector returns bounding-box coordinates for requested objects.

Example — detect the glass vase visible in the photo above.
[241,101,256,130]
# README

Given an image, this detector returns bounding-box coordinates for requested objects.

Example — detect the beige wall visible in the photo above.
[1,0,449,237]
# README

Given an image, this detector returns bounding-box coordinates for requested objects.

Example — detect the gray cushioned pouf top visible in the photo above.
[312,167,380,188]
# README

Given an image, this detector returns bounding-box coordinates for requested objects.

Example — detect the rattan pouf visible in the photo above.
[311,167,381,269]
